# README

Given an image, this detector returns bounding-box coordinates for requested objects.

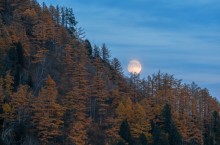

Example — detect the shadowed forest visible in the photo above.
[0,0,220,145]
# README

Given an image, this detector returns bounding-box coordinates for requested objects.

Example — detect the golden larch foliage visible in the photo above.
[31,75,64,144]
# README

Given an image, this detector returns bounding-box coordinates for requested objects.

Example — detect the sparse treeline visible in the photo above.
[0,0,219,145]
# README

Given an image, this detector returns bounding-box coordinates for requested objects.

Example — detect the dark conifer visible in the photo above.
[119,120,132,144]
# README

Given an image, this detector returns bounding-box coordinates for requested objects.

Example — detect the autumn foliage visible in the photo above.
[0,0,219,145]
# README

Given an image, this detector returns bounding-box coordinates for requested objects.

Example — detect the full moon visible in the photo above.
[127,60,142,74]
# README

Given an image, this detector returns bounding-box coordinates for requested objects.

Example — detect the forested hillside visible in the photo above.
[0,0,220,145]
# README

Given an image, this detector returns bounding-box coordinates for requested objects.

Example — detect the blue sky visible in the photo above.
[38,0,220,98]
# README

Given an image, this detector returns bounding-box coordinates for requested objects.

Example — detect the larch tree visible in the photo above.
[186,82,203,144]
[1,73,15,144]
[116,102,127,123]
[55,5,60,25]
[11,85,31,123]
[130,103,147,139]
[91,71,109,126]
[140,98,154,139]
[90,52,110,126]
[101,43,110,63]
[2,72,14,121]
[41,6,55,41]
[110,57,124,107]
[65,44,90,145]
[31,13,50,94]
[124,97,134,123]
[105,100,124,141]
[31,75,64,145]
[4,72,14,98]
[0,77,4,127]
[61,44,74,92]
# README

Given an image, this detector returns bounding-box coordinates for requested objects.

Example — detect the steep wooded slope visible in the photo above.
[0,1,219,145]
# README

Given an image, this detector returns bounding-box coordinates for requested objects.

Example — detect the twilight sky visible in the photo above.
[38,0,220,98]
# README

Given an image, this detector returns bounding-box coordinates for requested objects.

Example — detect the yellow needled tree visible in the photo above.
[2,72,14,121]
[11,85,31,122]
[4,72,14,98]
[91,71,109,126]
[31,75,64,145]
[0,77,4,129]
[64,44,90,145]
[130,103,147,138]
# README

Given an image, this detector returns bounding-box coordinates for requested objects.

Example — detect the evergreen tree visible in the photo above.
[117,140,126,145]
[84,39,93,57]
[151,122,168,145]
[119,120,132,144]
[212,111,220,145]
[111,58,123,74]
[161,104,182,145]
[138,133,148,145]
[93,45,101,58]
[101,43,110,63]
[66,7,77,36]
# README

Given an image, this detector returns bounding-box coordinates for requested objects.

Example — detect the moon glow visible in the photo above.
[127,60,142,74]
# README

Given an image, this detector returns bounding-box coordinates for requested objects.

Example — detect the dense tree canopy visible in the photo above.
[0,0,219,145]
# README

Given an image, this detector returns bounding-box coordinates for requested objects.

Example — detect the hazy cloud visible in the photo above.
[39,0,220,97]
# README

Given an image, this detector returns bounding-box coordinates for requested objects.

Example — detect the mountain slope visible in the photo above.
[0,1,219,145]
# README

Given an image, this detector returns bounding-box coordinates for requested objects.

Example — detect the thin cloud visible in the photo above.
[39,0,220,97]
